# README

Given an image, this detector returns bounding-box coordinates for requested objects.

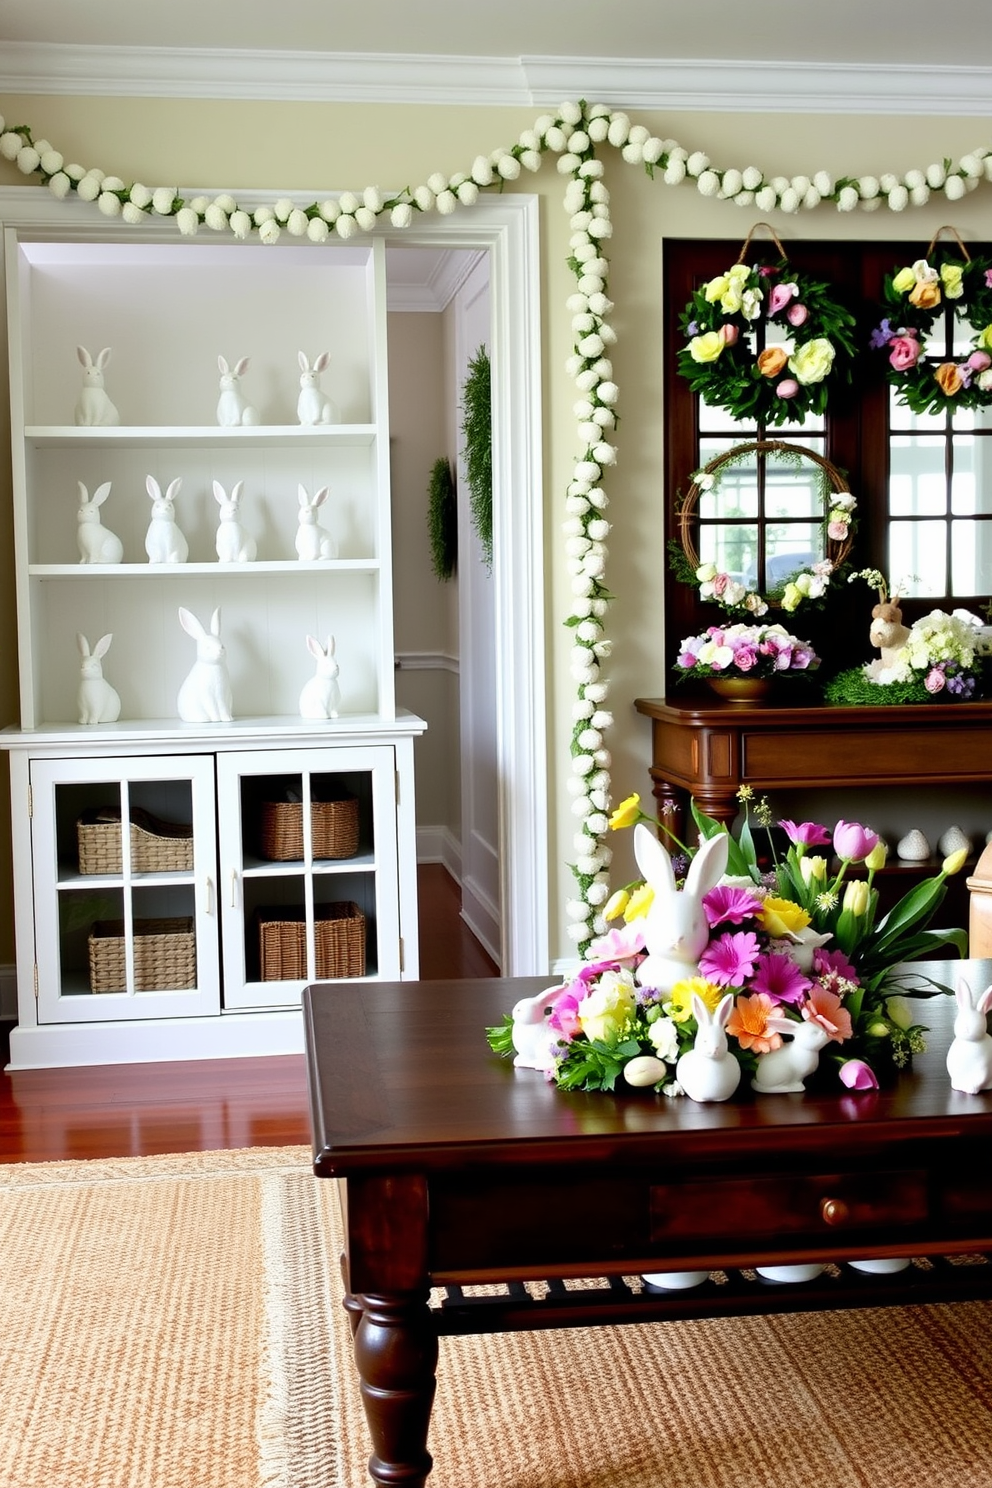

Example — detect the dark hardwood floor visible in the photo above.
[0,864,498,1164]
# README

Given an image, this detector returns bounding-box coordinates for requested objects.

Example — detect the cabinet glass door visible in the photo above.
[31,755,220,1023]
[217,746,401,1009]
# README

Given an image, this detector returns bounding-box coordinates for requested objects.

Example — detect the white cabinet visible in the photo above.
[1,223,425,1069]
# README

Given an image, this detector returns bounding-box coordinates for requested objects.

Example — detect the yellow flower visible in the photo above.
[942,847,969,876]
[842,880,870,917]
[799,855,828,887]
[909,279,941,310]
[609,793,642,830]
[624,883,655,921]
[668,976,723,1023]
[885,995,914,1030]
[603,888,630,922]
[780,582,803,612]
[703,273,731,303]
[788,338,836,385]
[978,324,992,351]
[577,970,636,1043]
[940,263,965,299]
[865,840,888,872]
[758,897,811,937]
[892,266,916,293]
[688,331,726,364]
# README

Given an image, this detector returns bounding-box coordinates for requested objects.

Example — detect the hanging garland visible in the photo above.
[427,456,457,581]
[869,228,992,416]
[676,227,857,427]
[2,104,992,954]
[460,346,494,570]
[669,440,855,617]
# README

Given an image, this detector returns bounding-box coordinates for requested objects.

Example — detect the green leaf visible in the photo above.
[485,1016,515,1057]
[870,877,948,956]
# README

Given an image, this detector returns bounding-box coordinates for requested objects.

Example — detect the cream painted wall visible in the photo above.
[1,97,992,965]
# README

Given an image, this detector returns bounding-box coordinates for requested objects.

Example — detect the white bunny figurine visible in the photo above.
[675,993,742,1103]
[510,984,566,1071]
[213,479,257,563]
[751,1016,832,1094]
[74,346,120,427]
[76,480,124,565]
[633,823,729,993]
[946,979,992,1095]
[299,634,341,719]
[295,484,338,561]
[176,607,233,723]
[76,633,121,725]
[297,351,339,426]
[144,475,189,564]
[216,355,259,427]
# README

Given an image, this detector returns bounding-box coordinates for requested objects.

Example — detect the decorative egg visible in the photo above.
[623,1055,668,1088]
[896,828,931,862]
[938,826,972,857]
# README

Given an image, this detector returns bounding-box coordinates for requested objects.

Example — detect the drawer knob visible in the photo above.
[821,1197,850,1226]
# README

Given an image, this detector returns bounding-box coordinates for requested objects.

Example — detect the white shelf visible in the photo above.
[29,559,381,577]
[25,424,377,448]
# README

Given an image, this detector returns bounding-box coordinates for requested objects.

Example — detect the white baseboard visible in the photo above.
[416,825,462,881]
[0,964,16,1022]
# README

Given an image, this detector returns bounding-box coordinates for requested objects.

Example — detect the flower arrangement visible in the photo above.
[487,792,968,1097]
[674,622,820,680]
[870,251,992,416]
[676,254,857,428]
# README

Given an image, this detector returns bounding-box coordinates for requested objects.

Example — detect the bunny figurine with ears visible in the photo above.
[74,346,120,427]
[176,607,233,723]
[77,633,122,725]
[946,979,992,1094]
[297,351,339,426]
[751,1016,832,1093]
[675,992,742,1102]
[216,355,259,427]
[299,635,341,719]
[295,484,337,561]
[509,984,567,1071]
[77,480,124,565]
[633,822,729,994]
[145,475,189,564]
[213,480,257,563]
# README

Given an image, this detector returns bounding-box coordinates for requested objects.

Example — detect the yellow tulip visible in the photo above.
[892,266,916,293]
[609,793,642,830]
[603,888,630,922]
[842,880,870,917]
[941,847,969,876]
[864,840,888,872]
[624,883,655,921]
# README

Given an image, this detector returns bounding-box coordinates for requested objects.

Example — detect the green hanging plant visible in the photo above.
[460,345,493,570]
[427,455,457,581]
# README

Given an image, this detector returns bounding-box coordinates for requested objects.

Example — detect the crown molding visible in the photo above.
[1,40,990,114]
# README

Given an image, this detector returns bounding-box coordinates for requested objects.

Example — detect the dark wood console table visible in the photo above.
[634,694,992,832]
[304,971,992,1487]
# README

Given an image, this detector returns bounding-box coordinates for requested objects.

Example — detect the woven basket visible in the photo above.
[88,917,196,993]
[258,795,359,862]
[256,903,365,981]
[78,807,194,875]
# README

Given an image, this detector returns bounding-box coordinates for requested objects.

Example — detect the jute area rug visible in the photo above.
[2,1147,992,1488]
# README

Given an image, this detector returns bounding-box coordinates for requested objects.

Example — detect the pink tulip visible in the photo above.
[786,303,809,327]
[967,350,992,372]
[719,323,740,346]
[839,1059,879,1091]
[833,820,879,862]
[776,379,800,399]
[768,283,797,314]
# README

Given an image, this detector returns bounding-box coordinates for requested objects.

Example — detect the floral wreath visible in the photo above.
[676,226,858,428]
[669,440,855,617]
[1,108,991,955]
[870,228,992,416]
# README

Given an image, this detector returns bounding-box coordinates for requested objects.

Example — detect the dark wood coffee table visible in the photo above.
[303,970,992,1488]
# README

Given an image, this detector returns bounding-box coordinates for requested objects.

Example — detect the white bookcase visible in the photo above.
[1,225,426,1069]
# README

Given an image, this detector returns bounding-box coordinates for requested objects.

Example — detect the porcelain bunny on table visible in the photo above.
[76,633,121,724]
[675,992,742,1102]
[74,346,120,427]
[77,480,124,565]
[632,823,729,994]
[751,1016,832,1093]
[946,979,992,1094]
[509,984,565,1071]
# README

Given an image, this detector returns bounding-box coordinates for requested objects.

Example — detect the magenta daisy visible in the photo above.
[750,951,812,1007]
[698,930,761,987]
[813,946,858,983]
[703,884,764,928]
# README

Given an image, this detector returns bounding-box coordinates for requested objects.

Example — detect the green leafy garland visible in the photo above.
[426,456,457,581]
[870,252,992,416]
[460,346,493,570]
[677,257,857,428]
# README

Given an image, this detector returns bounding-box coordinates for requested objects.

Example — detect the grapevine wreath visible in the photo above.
[677,226,858,429]
[870,227,992,418]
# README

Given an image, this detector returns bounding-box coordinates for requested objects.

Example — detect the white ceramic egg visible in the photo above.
[623,1055,669,1088]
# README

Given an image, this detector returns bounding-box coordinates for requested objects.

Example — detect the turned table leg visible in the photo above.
[353,1289,439,1488]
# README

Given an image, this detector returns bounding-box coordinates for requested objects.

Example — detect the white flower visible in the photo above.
[742,166,764,190]
[77,173,102,202]
[121,201,145,224]
[413,185,435,211]
[944,176,966,201]
[230,210,253,239]
[755,186,777,212]
[306,217,329,243]
[319,198,341,222]
[607,113,631,147]
[205,204,229,232]
[544,126,568,153]
[0,131,21,161]
[720,169,743,198]
[697,170,721,197]
[47,171,72,199]
[648,1016,679,1062]
[287,208,310,236]
[390,201,414,228]
[16,146,40,174]
[355,206,378,231]
[176,206,200,236]
[258,218,281,245]
[858,176,880,199]
[336,214,359,238]
[153,186,176,215]
[837,186,859,211]
[664,158,687,186]
[887,185,909,212]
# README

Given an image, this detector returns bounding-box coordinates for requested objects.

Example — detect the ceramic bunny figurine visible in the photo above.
[297,351,338,425]
[77,633,121,725]
[509,984,565,1071]
[145,476,189,564]
[751,1016,832,1093]
[74,346,120,427]
[295,484,337,560]
[633,823,729,993]
[675,993,742,1102]
[869,599,911,670]
[216,355,259,427]
[76,480,124,565]
[176,607,233,723]
[299,634,341,719]
[946,978,992,1094]
[213,480,257,563]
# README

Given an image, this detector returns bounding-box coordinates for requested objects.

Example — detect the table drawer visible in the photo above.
[650,1169,929,1246]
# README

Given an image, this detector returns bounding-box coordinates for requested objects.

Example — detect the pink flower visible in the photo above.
[698,930,761,987]
[749,951,812,1007]
[776,378,800,399]
[839,1058,879,1090]
[803,984,853,1043]
[985,269,992,288]
[732,645,759,671]
[712,572,730,596]
[925,666,946,694]
[703,885,764,928]
[547,989,582,1040]
[780,819,831,848]
[586,924,646,965]
[832,820,879,863]
[768,282,797,314]
[888,334,921,371]
[827,520,848,541]
[968,350,992,372]
[786,303,809,327]
[719,323,740,346]
[813,946,858,984]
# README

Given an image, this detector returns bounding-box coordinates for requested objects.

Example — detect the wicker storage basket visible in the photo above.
[88,916,196,993]
[258,795,359,862]
[77,807,194,875]
[256,903,366,981]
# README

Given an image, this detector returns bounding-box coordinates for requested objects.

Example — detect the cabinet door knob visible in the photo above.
[204,876,214,917]
[820,1197,850,1226]
[230,868,238,907]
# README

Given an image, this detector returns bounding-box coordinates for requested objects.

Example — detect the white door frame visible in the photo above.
[0,186,549,977]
